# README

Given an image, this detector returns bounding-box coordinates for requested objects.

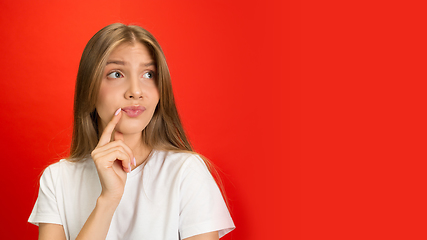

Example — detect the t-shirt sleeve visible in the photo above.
[28,164,62,226]
[179,155,235,239]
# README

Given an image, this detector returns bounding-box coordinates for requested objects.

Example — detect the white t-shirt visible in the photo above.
[28,150,235,240]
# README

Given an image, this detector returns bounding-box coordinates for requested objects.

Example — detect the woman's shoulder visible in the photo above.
[150,150,210,174]
[42,157,94,178]
[154,149,199,160]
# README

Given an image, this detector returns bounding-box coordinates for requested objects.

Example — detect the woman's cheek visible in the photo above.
[96,86,115,128]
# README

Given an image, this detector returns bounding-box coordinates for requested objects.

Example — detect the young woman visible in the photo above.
[28,23,234,240]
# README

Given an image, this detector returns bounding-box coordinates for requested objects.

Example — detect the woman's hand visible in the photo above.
[91,108,135,204]
[76,108,135,240]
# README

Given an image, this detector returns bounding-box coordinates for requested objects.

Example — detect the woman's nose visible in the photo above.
[125,75,143,99]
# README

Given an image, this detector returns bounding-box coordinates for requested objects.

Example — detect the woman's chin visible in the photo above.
[115,124,147,136]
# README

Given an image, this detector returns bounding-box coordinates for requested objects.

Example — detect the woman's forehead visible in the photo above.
[105,42,155,67]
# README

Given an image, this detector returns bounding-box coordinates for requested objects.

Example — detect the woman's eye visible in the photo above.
[143,72,154,79]
[107,71,123,79]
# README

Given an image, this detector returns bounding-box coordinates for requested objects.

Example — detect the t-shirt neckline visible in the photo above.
[127,150,157,178]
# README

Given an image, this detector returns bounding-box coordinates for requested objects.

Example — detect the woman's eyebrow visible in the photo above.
[142,62,155,67]
[106,60,126,65]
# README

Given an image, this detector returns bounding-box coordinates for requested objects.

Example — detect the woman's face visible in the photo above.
[96,42,159,136]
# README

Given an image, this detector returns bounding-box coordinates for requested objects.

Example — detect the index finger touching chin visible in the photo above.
[114,130,124,141]
[97,108,122,147]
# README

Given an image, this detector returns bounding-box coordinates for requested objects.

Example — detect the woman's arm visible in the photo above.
[184,231,219,240]
[75,196,119,240]
[39,223,66,240]
[76,109,133,240]
[37,110,131,240]
[38,200,118,240]
[38,224,219,240]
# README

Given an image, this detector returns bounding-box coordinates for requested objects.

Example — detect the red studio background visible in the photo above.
[0,0,426,240]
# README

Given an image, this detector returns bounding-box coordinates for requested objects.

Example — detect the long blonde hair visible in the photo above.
[70,23,193,159]
[69,23,228,206]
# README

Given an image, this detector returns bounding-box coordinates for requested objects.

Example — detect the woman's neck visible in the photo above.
[121,132,152,170]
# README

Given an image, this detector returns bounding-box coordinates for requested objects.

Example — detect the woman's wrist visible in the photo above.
[75,196,119,240]
[97,195,121,213]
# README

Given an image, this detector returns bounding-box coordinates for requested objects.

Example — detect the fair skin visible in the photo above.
[38,42,219,240]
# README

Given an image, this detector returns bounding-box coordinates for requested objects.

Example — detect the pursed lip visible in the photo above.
[121,105,146,117]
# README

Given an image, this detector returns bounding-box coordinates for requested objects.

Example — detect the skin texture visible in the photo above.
[97,42,159,137]
[38,43,219,240]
